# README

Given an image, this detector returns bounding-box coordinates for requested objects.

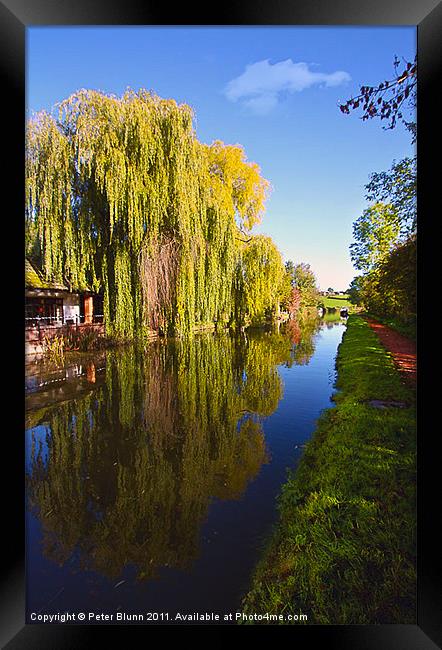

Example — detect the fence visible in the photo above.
[25,314,104,327]
[25,318,105,356]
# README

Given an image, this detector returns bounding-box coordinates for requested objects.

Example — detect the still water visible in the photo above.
[25,318,345,623]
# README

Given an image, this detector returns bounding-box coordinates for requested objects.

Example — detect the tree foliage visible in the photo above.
[348,151,416,327]
[339,55,417,143]
[350,202,401,273]
[347,276,365,306]
[340,50,417,327]
[289,262,320,308]
[281,260,320,313]
[349,237,416,324]
[286,287,302,318]
[26,89,275,337]
[365,157,416,237]
[234,235,285,325]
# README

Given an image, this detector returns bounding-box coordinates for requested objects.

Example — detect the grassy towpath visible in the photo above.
[241,315,416,625]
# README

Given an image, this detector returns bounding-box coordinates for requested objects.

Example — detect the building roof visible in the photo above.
[25,259,69,291]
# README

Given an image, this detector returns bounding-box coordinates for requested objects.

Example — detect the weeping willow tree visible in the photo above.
[26,88,273,337]
[234,235,285,325]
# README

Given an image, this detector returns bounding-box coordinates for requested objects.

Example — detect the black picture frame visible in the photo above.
[1,1,440,646]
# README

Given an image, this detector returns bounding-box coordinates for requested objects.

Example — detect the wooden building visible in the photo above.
[25,259,104,354]
[25,259,103,326]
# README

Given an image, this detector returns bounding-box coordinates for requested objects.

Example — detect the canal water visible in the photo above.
[25,317,346,623]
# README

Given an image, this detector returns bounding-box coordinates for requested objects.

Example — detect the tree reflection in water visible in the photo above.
[285,313,322,365]
[27,323,319,582]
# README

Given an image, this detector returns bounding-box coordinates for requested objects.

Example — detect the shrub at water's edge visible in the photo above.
[241,315,416,624]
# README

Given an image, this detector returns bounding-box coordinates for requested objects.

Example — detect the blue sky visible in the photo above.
[27,26,416,290]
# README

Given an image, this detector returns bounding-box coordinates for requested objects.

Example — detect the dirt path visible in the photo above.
[364,317,416,385]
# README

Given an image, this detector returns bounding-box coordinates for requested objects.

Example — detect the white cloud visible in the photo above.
[225,59,351,114]
[243,93,279,115]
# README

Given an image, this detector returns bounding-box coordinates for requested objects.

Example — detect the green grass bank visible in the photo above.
[242,315,416,624]
[322,294,352,310]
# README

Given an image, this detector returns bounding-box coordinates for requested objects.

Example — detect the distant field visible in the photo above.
[322,294,351,309]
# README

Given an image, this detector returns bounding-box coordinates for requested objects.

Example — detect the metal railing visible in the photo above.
[25,315,104,328]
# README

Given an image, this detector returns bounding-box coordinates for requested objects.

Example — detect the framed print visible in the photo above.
[0,0,440,647]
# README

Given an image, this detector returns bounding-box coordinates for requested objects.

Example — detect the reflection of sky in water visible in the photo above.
[25,321,345,619]
[25,424,50,473]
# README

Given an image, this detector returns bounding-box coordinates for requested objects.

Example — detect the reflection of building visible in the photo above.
[25,259,104,355]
